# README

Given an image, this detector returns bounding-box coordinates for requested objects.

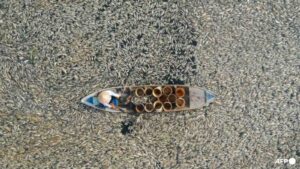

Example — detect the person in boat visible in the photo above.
[98,90,132,110]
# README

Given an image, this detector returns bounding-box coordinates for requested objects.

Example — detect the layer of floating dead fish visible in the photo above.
[2,0,297,168]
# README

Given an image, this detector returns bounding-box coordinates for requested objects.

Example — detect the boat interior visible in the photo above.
[82,85,192,113]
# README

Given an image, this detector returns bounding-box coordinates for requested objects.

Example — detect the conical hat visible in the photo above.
[98,91,112,104]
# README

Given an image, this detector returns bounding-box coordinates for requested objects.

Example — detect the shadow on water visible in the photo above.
[167,78,185,85]
[121,120,134,135]
[163,71,186,85]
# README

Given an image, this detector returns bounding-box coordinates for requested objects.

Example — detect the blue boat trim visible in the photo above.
[205,91,215,103]
[85,96,106,109]
[86,96,97,105]
[110,96,119,106]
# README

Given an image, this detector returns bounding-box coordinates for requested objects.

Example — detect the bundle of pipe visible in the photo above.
[175,87,186,108]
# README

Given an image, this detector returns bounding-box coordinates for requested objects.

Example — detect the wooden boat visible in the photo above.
[81,85,216,113]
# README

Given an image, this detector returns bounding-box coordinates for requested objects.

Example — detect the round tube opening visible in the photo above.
[145,88,153,96]
[176,87,185,97]
[145,103,154,112]
[168,94,177,103]
[153,87,162,97]
[135,104,144,112]
[163,86,173,95]
[163,102,172,111]
[159,94,168,103]
[176,98,185,108]
[135,88,145,97]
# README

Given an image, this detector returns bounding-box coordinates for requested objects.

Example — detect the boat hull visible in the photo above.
[81,85,215,113]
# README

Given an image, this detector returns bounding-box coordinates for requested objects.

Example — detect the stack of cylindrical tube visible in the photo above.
[134,87,145,113]
[134,87,155,113]
[161,86,173,111]
[175,87,186,108]
[134,86,186,112]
